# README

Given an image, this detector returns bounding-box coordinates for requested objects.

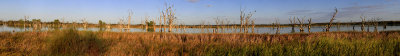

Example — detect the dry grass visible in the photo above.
[0,29,399,56]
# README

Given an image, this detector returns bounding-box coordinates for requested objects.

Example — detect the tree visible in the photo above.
[289,16,297,33]
[360,16,366,32]
[239,7,256,33]
[146,21,155,26]
[99,20,106,27]
[160,3,176,32]
[297,17,305,32]
[54,19,60,24]
[128,9,133,29]
[99,20,106,31]
[146,21,155,32]
[326,8,338,32]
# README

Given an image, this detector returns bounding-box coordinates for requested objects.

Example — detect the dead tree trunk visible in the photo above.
[240,7,245,33]
[326,8,338,32]
[119,19,123,32]
[297,17,304,32]
[383,22,387,30]
[372,17,381,32]
[145,17,148,32]
[360,16,366,32]
[128,10,133,31]
[351,20,355,31]
[289,16,296,33]
[24,16,28,31]
[160,3,176,32]
[214,18,220,33]
[275,20,280,34]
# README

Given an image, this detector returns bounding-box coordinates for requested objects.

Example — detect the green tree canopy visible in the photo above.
[146,21,155,26]
[53,19,60,24]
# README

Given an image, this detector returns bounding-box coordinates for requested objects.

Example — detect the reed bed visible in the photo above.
[0,29,399,56]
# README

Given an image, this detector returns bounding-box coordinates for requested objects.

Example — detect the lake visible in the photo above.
[1,25,399,34]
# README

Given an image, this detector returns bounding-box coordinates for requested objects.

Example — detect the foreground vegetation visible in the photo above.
[0,29,399,56]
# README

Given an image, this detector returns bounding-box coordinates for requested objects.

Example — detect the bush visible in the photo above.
[49,29,106,56]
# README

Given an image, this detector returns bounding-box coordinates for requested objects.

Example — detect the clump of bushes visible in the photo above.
[49,28,107,56]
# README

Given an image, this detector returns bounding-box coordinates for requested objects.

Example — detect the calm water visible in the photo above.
[1,25,399,34]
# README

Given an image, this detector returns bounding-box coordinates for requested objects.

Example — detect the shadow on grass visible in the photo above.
[49,28,107,56]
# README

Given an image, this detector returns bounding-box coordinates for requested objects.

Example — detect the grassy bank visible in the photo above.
[0,29,399,56]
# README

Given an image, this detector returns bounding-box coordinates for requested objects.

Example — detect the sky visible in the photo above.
[0,0,399,25]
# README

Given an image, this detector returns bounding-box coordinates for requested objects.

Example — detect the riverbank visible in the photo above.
[0,29,399,55]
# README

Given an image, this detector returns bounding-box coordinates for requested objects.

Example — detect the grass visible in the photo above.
[0,29,399,56]
[49,29,107,56]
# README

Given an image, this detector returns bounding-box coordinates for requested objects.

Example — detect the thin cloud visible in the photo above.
[337,4,393,18]
[286,10,313,15]
[187,0,200,3]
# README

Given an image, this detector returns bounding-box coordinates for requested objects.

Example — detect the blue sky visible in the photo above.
[0,0,399,24]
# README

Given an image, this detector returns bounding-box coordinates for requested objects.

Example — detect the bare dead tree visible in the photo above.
[244,11,255,33]
[326,8,338,32]
[160,3,176,32]
[240,7,245,33]
[24,16,28,31]
[119,19,124,32]
[351,20,355,31]
[383,21,387,30]
[128,9,133,30]
[225,19,231,33]
[360,16,366,32]
[289,16,297,33]
[214,17,220,33]
[106,24,111,32]
[158,12,164,32]
[239,7,256,33]
[221,18,225,33]
[145,16,149,32]
[367,20,371,32]
[308,18,312,33]
[372,17,381,32]
[81,18,88,31]
[297,17,305,32]
[200,19,205,33]
[275,19,280,34]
